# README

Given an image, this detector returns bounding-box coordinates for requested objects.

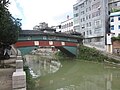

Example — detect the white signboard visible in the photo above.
[34,41,39,46]
[49,41,53,45]
[61,42,65,46]
[107,34,112,45]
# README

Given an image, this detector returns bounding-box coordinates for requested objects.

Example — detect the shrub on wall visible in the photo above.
[78,45,120,63]
[111,36,120,41]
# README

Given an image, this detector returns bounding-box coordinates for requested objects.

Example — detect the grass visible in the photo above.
[24,65,35,90]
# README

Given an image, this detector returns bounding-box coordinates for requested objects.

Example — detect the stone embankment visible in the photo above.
[100,51,120,61]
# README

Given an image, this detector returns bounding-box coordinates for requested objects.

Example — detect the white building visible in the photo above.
[110,11,120,37]
[61,17,74,33]
[51,25,61,32]
[73,0,109,51]
[106,11,120,53]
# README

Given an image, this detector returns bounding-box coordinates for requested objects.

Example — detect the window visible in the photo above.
[67,23,69,28]
[86,8,88,12]
[89,30,92,35]
[111,25,114,30]
[81,19,82,22]
[69,23,71,27]
[71,22,73,26]
[118,16,120,21]
[86,23,89,27]
[89,22,91,26]
[74,6,78,10]
[89,14,91,19]
[89,7,91,11]
[43,36,47,40]
[81,11,85,15]
[111,17,114,22]
[119,34,120,37]
[87,31,88,35]
[65,24,67,28]
[118,25,120,29]
[83,32,85,36]
[83,18,85,21]
[74,13,78,17]
[86,15,88,20]
[114,3,117,6]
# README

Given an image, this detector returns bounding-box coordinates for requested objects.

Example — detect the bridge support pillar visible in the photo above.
[12,55,26,90]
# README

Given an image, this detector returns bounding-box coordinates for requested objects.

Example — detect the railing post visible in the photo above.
[12,55,26,90]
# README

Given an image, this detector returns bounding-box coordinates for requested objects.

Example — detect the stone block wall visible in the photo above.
[112,40,120,55]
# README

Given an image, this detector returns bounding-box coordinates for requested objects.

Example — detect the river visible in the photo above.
[24,54,120,90]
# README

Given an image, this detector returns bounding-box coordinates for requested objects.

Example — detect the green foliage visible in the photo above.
[111,8,120,13]
[0,0,22,45]
[55,51,66,56]
[24,65,35,90]
[56,45,120,63]
[111,36,120,41]
[77,45,104,62]
[77,45,120,63]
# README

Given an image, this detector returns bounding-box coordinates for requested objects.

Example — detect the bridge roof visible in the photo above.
[19,30,83,39]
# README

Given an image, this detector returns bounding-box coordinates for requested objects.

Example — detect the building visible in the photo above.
[33,22,48,30]
[106,11,120,53]
[33,25,39,30]
[108,0,120,12]
[60,16,74,33]
[73,0,109,51]
[110,11,120,37]
[51,25,61,32]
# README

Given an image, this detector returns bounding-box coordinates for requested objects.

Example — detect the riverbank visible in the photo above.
[77,45,120,63]
[0,56,16,90]
[22,45,120,90]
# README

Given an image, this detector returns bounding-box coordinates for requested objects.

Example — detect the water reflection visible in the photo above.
[24,55,120,90]
[25,55,61,78]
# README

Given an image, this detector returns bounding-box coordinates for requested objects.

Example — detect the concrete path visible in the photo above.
[0,57,16,90]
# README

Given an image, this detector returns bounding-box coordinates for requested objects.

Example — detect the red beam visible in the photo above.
[39,41,49,46]
[15,41,77,47]
[53,41,61,46]
[65,42,77,46]
[15,41,34,47]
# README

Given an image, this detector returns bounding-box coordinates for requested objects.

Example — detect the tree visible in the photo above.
[0,0,22,62]
[0,0,22,45]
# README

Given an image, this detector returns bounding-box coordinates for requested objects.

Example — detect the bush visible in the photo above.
[77,45,118,63]
[24,65,35,90]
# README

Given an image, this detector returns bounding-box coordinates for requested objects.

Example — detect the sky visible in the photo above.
[9,0,76,30]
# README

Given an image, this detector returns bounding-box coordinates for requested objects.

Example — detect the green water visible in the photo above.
[25,55,120,90]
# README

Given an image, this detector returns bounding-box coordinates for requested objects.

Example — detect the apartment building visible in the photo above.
[110,11,120,37]
[60,16,74,33]
[73,0,109,51]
